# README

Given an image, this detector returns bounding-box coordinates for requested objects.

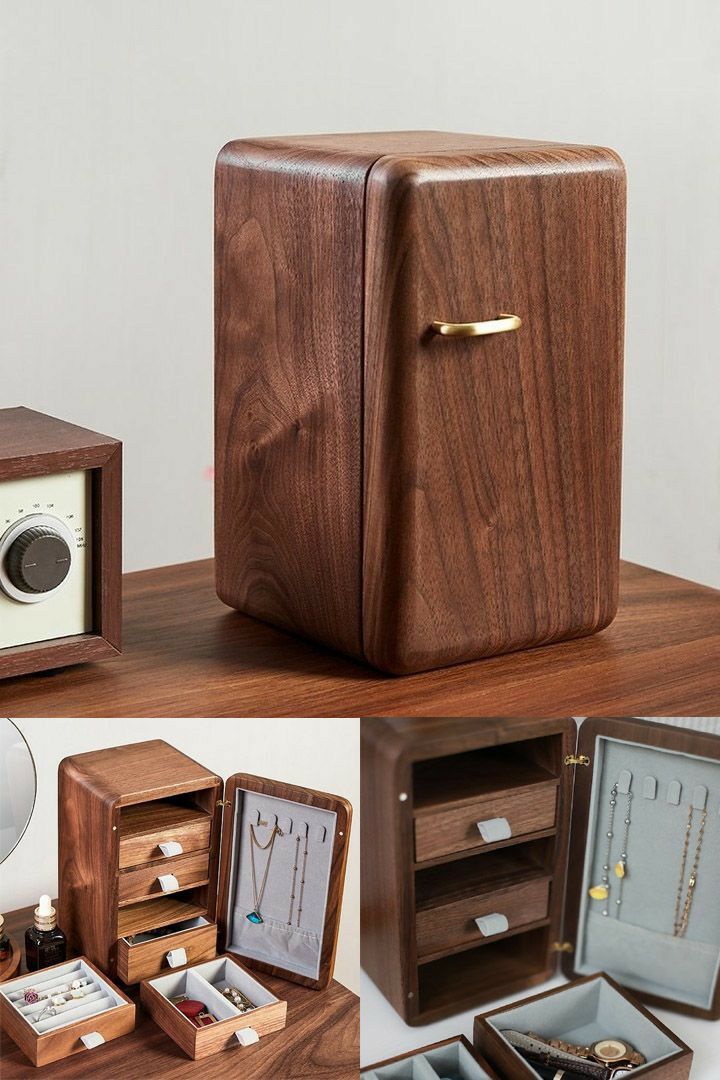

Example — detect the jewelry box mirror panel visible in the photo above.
[1,959,128,1035]
[363,1038,494,1080]
[573,734,720,1012]
[480,974,687,1079]
[224,787,338,980]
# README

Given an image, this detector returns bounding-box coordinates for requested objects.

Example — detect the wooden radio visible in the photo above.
[0,407,121,679]
[361,717,720,1027]
[215,131,625,674]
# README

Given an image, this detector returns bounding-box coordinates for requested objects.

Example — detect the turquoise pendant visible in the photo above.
[246,911,263,924]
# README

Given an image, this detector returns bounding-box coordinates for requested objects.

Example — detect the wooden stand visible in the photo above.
[0,939,21,984]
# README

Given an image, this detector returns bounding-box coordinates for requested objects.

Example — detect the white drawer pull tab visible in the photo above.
[157,873,180,892]
[475,913,509,937]
[166,947,187,968]
[158,841,183,857]
[80,1031,105,1049]
[236,1027,260,1046]
[476,817,511,843]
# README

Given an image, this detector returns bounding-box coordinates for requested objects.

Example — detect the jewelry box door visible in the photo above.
[560,717,720,1020]
[214,773,352,990]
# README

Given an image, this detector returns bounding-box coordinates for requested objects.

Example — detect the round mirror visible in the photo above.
[0,718,37,863]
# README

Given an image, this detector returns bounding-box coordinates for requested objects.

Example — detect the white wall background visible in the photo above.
[0,717,360,994]
[1,1,719,587]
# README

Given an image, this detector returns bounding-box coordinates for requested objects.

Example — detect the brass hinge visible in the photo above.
[551,941,574,953]
[216,799,232,808]
[564,754,590,767]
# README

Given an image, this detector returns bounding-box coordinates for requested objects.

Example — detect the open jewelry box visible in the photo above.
[362,1035,500,1080]
[362,717,720,1026]
[59,739,352,1001]
[0,957,135,1067]
[473,973,693,1080]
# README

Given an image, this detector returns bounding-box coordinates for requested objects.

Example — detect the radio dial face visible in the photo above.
[0,514,77,604]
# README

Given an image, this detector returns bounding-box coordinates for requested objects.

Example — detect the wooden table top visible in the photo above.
[0,904,358,1078]
[1,558,719,716]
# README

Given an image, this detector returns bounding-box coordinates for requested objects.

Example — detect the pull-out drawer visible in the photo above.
[414,784,557,863]
[416,878,550,960]
[118,803,213,869]
[116,918,217,984]
[118,850,210,904]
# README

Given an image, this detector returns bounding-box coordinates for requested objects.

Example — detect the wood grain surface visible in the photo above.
[473,972,693,1080]
[118,850,211,904]
[215,140,367,660]
[0,956,135,1069]
[361,718,575,1024]
[363,145,625,672]
[0,558,719,715]
[414,783,558,862]
[0,407,122,680]
[118,803,213,868]
[0,904,359,1078]
[140,955,287,1060]
[116,922,217,985]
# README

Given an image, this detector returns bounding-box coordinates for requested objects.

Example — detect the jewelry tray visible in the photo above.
[561,718,720,1019]
[139,954,287,1060]
[0,957,135,1068]
[474,973,693,1080]
[363,1035,499,1079]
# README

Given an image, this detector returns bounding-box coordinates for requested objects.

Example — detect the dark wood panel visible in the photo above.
[0,558,719,715]
[0,903,358,1079]
[363,146,625,672]
[215,140,368,659]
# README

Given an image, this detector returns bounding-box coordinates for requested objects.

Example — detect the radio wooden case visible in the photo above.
[58,740,352,993]
[361,717,720,1025]
[0,406,121,679]
[0,956,135,1068]
[215,131,625,674]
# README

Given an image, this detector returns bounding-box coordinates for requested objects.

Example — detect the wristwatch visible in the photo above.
[529,1033,645,1068]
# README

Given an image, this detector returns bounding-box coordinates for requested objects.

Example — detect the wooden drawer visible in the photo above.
[118,803,213,869]
[116,919,217,984]
[0,957,135,1068]
[414,784,557,863]
[118,850,210,904]
[140,954,287,1059]
[416,878,550,960]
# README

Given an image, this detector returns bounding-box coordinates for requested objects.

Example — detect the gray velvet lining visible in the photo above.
[361,1039,492,1079]
[487,976,681,1076]
[575,736,720,1009]
[225,789,336,980]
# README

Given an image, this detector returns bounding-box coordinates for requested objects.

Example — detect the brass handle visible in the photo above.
[431,313,522,337]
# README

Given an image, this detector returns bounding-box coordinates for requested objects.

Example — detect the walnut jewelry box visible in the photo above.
[215,130,625,674]
[361,717,720,1078]
[56,739,352,1060]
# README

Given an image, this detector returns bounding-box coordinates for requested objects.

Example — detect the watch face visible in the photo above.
[593,1039,630,1062]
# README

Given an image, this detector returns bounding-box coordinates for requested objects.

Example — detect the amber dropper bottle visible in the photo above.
[25,895,67,971]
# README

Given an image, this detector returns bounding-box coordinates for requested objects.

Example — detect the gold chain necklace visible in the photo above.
[673,804,706,937]
[247,823,283,924]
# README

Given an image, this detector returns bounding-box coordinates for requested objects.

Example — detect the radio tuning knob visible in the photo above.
[5,525,73,594]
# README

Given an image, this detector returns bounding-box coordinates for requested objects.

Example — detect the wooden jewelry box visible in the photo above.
[0,956,135,1067]
[59,739,352,996]
[361,716,720,1026]
[362,1035,500,1080]
[215,130,625,674]
[0,407,122,679]
[474,972,693,1080]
